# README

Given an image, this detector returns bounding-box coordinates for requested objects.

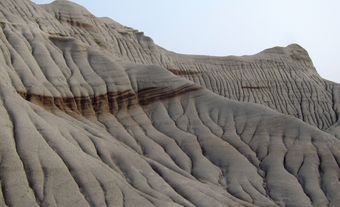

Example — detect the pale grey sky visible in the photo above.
[32,0,340,83]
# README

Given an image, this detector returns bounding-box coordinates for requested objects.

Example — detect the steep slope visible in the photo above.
[42,0,340,133]
[2,0,339,131]
[0,0,339,207]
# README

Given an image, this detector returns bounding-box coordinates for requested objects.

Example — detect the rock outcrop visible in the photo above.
[0,0,339,207]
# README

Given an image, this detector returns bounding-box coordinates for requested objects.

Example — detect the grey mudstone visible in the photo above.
[0,0,339,207]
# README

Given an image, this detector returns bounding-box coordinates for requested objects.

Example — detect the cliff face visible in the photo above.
[0,0,339,207]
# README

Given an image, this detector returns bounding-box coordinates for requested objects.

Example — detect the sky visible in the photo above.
[32,0,340,83]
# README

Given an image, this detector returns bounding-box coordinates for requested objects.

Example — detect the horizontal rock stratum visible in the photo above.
[0,0,339,206]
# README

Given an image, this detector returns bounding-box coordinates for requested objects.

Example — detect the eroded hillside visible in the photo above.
[0,0,339,207]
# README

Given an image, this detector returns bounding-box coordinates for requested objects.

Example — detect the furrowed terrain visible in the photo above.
[0,0,339,207]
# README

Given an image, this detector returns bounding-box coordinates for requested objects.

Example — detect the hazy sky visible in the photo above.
[32,0,340,83]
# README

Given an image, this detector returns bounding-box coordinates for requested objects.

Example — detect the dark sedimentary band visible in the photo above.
[18,84,201,117]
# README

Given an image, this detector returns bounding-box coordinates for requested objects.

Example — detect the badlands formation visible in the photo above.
[0,0,339,206]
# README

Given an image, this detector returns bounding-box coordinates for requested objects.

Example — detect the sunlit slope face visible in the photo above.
[0,0,339,207]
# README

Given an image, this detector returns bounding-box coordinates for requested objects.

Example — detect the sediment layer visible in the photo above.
[0,0,339,207]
